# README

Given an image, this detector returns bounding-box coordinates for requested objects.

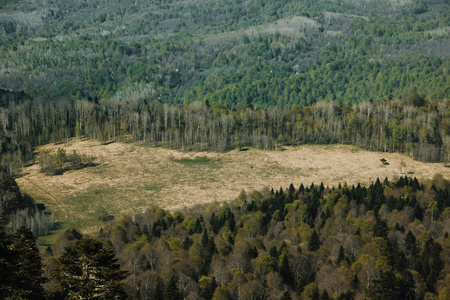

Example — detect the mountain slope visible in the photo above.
[0,0,448,107]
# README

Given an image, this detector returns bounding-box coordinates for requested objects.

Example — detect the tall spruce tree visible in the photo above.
[0,226,46,299]
[308,230,320,252]
[55,237,127,299]
[9,226,46,299]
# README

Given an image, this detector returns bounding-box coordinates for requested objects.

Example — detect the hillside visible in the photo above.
[16,139,450,235]
[0,1,449,299]
[4,166,450,299]
[0,0,448,107]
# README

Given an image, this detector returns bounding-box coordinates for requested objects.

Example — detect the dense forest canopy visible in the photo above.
[0,0,448,106]
[1,173,450,299]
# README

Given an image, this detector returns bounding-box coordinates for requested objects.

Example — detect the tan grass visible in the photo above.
[16,139,450,236]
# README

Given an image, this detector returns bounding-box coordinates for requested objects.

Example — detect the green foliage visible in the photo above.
[55,237,127,299]
[2,176,450,299]
[367,270,416,300]
[308,230,320,252]
[0,226,46,299]
[0,0,448,108]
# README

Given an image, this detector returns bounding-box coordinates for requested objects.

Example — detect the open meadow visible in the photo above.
[15,139,450,242]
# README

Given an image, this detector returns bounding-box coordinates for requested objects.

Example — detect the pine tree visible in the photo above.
[279,253,293,286]
[398,270,416,300]
[308,230,320,252]
[55,237,127,299]
[367,271,400,299]
[373,218,389,238]
[165,275,180,300]
[9,226,46,299]
[404,230,417,255]
[337,245,346,265]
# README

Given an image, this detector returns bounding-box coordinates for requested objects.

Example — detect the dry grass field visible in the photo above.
[16,139,450,240]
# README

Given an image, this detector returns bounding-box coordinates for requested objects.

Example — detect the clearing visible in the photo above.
[15,139,449,241]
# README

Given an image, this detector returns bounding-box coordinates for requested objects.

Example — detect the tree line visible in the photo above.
[0,94,449,175]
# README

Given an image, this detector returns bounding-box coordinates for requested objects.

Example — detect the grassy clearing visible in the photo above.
[171,156,220,166]
[16,139,450,244]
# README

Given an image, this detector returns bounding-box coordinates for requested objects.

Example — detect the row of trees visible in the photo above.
[1,95,449,175]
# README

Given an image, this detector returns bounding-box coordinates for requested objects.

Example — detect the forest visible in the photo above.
[0,0,448,106]
[0,0,449,298]
[0,0,448,173]
[1,172,450,299]
[0,92,449,176]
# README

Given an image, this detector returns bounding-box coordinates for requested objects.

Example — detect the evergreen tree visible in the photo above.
[279,253,293,286]
[367,271,400,300]
[337,245,346,265]
[308,230,320,252]
[373,218,389,239]
[183,236,192,250]
[9,226,46,300]
[165,275,180,300]
[55,237,127,299]
[404,230,417,255]
[398,270,416,300]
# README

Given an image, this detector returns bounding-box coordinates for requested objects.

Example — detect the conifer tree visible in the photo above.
[279,253,293,286]
[55,237,127,299]
[404,230,417,255]
[308,230,320,252]
[9,226,46,299]
[337,245,346,265]
[165,275,180,300]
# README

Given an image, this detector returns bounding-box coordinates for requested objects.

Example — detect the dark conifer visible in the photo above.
[308,230,320,252]
[9,226,46,299]
[55,237,127,299]
[165,275,180,300]
[337,245,346,265]
[279,253,293,286]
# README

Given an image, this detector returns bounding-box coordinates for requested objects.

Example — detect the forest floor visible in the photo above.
[16,139,450,244]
